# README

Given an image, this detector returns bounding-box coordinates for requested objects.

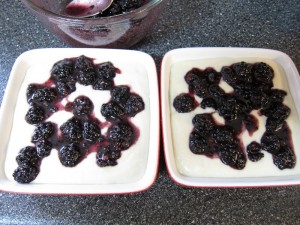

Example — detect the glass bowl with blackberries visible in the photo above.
[20,0,168,48]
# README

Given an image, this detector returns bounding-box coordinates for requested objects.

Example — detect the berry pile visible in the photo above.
[95,0,147,17]
[13,55,145,183]
[174,61,296,170]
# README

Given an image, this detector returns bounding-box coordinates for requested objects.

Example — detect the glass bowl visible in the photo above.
[21,0,168,48]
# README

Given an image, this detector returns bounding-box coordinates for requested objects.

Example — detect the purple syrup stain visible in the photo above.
[64,4,93,17]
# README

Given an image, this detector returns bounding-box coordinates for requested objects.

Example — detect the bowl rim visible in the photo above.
[21,0,166,23]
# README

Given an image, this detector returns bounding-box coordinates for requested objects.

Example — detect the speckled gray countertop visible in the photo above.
[0,0,300,224]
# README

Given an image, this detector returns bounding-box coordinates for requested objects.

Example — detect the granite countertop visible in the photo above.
[1,0,300,224]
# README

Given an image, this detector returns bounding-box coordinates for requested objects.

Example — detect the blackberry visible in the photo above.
[60,117,83,143]
[74,55,96,86]
[73,96,94,117]
[173,93,196,113]
[31,122,55,143]
[232,61,253,83]
[204,68,221,84]
[211,126,236,144]
[261,132,281,154]
[218,143,246,169]
[192,113,215,136]
[253,62,274,84]
[243,114,258,134]
[200,97,218,110]
[107,122,135,150]
[189,131,209,155]
[96,144,121,167]
[267,89,287,103]
[99,2,122,16]
[101,102,125,121]
[50,59,75,82]
[35,140,52,158]
[124,95,145,117]
[27,87,58,107]
[218,96,246,121]
[208,84,226,99]
[193,82,210,98]
[119,0,144,12]
[273,146,296,170]
[92,76,114,90]
[266,117,284,132]
[56,80,76,97]
[25,105,46,124]
[221,66,237,86]
[59,143,82,167]
[83,120,101,143]
[96,62,116,79]
[13,164,39,184]
[16,146,39,166]
[246,141,264,162]
[111,85,130,104]
[184,68,204,87]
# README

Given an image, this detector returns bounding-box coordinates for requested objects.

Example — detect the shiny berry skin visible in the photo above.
[73,96,94,117]
[60,117,83,143]
[74,55,96,86]
[51,59,75,82]
[111,86,130,104]
[31,122,55,143]
[273,146,296,170]
[59,143,82,167]
[173,93,196,113]
[107,122,135,150]
[16,146,39,166]
[124,95,145,117]
[101,102,125,122]
[246,141,264,162]
[218,142,246,170]
[189,131,209,155]
[35,140,53,158]
[96,62,116,79]
[96,144,121,167]
[13,164,39,184]
[83,120,101,143]
[25,105,46,125]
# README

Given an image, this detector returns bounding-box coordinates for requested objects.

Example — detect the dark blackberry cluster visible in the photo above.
[74,55,97,86]
[31,122,56,157]
[25,105,46,125]
[73,96,94,117]
[97,0,146,17]
[27,85,58,107]
[175,61,296,170]
[51,59,76,97]
[246,141,264,162]
[59,143,82,167]
[189,114,246,169]
[107,122,135,151]
[13,146,40,183]
[101,85,145,121]
[25,84,59,124]
[96,144,121,167]
[173,93,196,113]
[93,62,116,90]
